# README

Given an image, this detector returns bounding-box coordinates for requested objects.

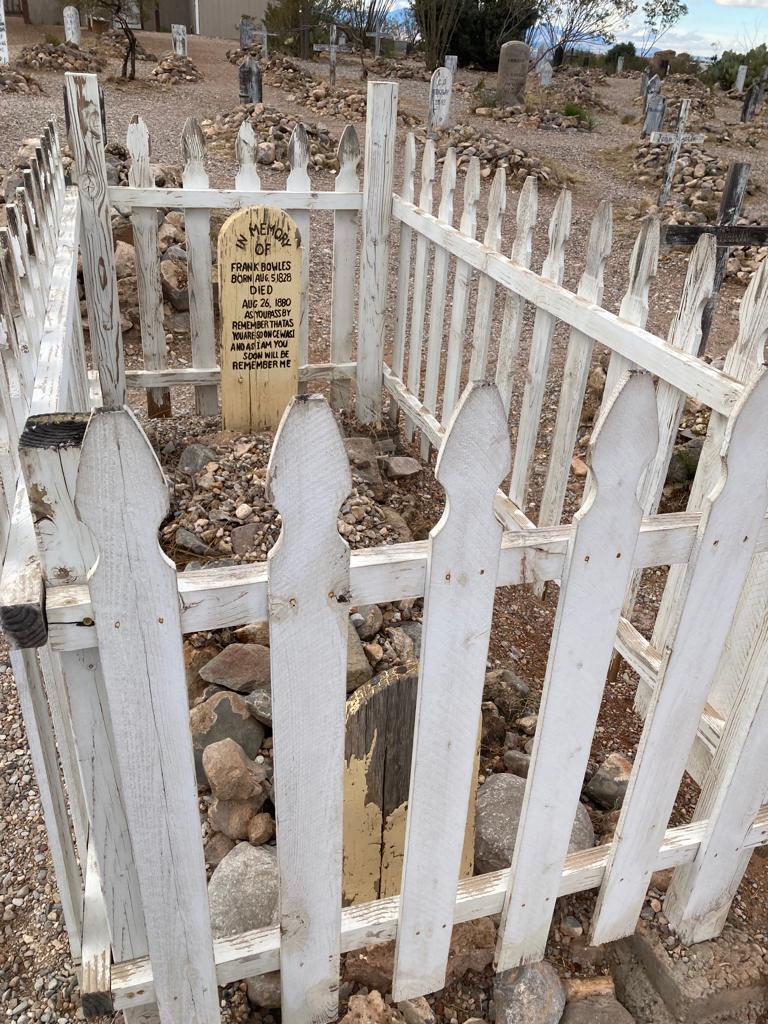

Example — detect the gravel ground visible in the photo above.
[2,18,768,1024]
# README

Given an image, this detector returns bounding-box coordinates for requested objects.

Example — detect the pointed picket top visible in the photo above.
[437,379,512,495]
[577,199,612,303]
[511,175,538,265]
[181,117,208,188]
[437,148,457,223]
[724,257,768,380]
[234,120,261,191]
[287,122,311,191]
[587,369,659,497]
[266,394,351,1024]
[483,167,507,249]
[401,132,417,204]
[542,188,572,282]
[335,124,361,192]
[460,156,481,233]
[418,138,436,210]
[668,233,716,354]
[126,116,153,189]
[619,215,660,325]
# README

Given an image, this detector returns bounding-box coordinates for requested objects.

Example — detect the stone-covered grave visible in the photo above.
[150,51,203,85]
[16,40,105,72]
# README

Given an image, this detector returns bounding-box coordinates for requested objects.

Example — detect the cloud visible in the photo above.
[715,0,768,6]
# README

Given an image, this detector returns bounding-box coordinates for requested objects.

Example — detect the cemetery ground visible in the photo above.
[2,19,768,1024]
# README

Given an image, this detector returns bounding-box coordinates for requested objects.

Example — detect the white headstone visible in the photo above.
[428,66,452,133]
[444,54,458,75]
[63,5,81,45]
[538,59,553,87]
[0,0,8,65]
[735,64,748,92]
[616,55,625,74]
[171,23,187,57]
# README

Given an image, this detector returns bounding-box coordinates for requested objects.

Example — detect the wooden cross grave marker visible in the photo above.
[312,25,351,86]
[255,24,278,57]
[219,206,301,432]
[661,161,768,350]
[367,24,385,57]
[650,99,706,207]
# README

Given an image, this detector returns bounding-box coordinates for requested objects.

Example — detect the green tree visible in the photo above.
[533,0,637,55]
[707,43,768,90]
[450,0,538,69]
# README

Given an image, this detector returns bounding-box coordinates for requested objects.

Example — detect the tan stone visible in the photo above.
[203,737,264,801]
[208,795,263,840]
[204,831,235,867]
[247,812,275,845]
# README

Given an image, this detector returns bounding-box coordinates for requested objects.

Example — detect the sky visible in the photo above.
[614,0,768,58]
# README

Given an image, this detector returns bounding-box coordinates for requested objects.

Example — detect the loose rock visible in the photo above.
[208,843,279,938]
[494,962,566,1024]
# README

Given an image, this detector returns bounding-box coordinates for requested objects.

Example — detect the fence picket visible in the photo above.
[468,168,506,380]
[6,205,45,334]
[441,157,480,423]
[76,408,219,1024]
[127,117,170,418]
[404,140,436,442]
[537,200,612,546]
[181,119,218,417]
[330,125,361,411]
[390,133,417,427]
[421,149,457,458]
[495,369,658,970]
[234,121,261,190]
[392,382,511,1000]
[266,396,351,1024]
[18,179,48,293]
[664,607,768,943]
[495,176,538,415]
[287,124,311,368]
[508,189,572,512]
[591,367,768,945]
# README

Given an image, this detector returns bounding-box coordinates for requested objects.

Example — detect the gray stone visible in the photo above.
[561,996,636,1023]
[379,506,413,542]
[428,66,452,131]
[244,687,272,726]
[204,831,235,867]
[178,443,218,474]
[175,526,216,557]
[246,972,281,1008]
[503,748,531,777]
[383,455,422,480]
[231,523,259,556]
[208,843,278,939]
[199,643,270,694]
[160,257,189,311]
[585,752,633,810]
[347,620,374,692]
[354,604,384,641]
[344,436,386,499]
[494,962,566,1024]
[398,619,422,658]
[190,691,265,786]
[497,40,530,107]
[666,437,703,486]
[475,773,594,873]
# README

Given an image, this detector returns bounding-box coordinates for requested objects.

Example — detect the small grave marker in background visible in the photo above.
[444,54,458,75]
[240,15,254,49]
[741,70,767,122]
[63,5,81,45]
[239,55,262,104]
[645,73,661,109]
[650,99,705,206]
[538,59,553,86]
[428,66,452,135]
[314,24,341,85]
[643,92,666,137]
[0,0,8,65]
[616,55,625,73]
[640,68,649,95]
[497,40,529,107]
[367,23,384,56]
[219,206,301,432]
[735,64,747,92]
[171,23,187,57]
[255,23,277,57]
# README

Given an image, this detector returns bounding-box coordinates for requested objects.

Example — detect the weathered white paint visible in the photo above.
[468,168,506,382]
[287,124,311,368]
[390,133,417,428]
[330,125,361,410]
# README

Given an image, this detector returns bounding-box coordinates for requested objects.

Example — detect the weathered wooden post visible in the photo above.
[239,14,254,49]
[735,63,747,92]
[218,206,301,431]
[616,55,625,73]
[538,58,553,86]
[171,23,187,57]
[444,54,457,74]
[367,22,384,56]
[643,92,666,136]
[357,81,398,424]
[651,99,705,207]
[239,55,262,104]
[0,0,8,65]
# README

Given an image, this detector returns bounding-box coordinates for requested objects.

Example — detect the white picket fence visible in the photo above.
[1,70,768,1024]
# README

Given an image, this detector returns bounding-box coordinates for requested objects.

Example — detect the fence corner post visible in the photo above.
[357,80,398,425]
[64,72,126,411]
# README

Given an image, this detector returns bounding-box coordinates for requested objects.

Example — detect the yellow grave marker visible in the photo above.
[219,206,301,431]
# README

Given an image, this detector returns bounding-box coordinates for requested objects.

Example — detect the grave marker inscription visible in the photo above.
[63,5,81,45]
[219,206,301,432]
[497,40,529,107]
[428,66,452,133]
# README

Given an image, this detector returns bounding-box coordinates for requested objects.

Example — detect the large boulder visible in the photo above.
[494,963,566,1024]
[208,843,279,939]
[199,643,270,694]
[190,691,265,786]
[475,773,594,874]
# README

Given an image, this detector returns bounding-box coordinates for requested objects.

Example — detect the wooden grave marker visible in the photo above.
[661,161,768,349]
[445,54,458,74]
[0,0,7,65]
[735,64,747,92]
[651,99,705,206]
[643,92,666,137]
[171,23,187,57]
[219,206,301,432]
[239,56,262,104]
[240,14,254,49]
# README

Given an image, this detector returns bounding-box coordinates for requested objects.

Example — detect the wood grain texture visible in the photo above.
[76,408,219,1024]
[357,82,399,424]
[495,370,658,970]
[468,167,506,381]
[81,841,114,1019]
[287,124,311,368]
[127,117,170,418]
[591,368,768,945]
[389,133,417,428]
[330,125,361,411]
[392,382,511,1000]
[267,396,352,1024]
[64,73,125,409]
[495,175,537,415]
